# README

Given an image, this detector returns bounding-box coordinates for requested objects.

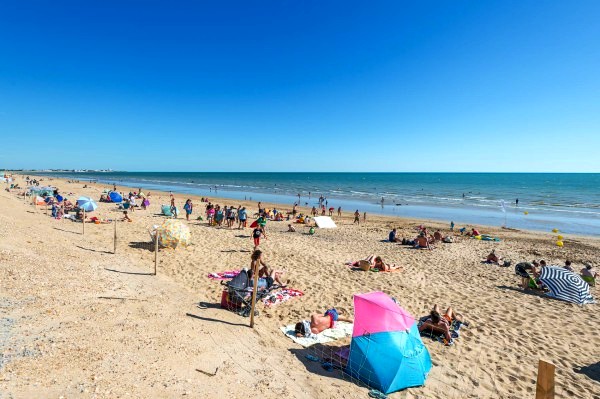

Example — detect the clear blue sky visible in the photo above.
[1,1,599,172]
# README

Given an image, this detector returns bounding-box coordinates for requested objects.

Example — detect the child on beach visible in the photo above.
[252,226,266,249]
[353,210,360,224]
[183,199,193,221]
[121,211,132,222]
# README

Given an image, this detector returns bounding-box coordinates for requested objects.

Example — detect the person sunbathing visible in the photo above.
[294,308,353,337]
[418,304,468,346]
[373,256,402,272]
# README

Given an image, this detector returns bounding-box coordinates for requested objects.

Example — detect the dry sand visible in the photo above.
[1,176,599,399]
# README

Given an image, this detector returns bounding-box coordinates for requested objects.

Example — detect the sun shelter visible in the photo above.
[108,191,123,203]
[156,219,190,249]
[313,216,337,229]
[77,196,98,212]
[346,292,432,394]
[539,266,595,305]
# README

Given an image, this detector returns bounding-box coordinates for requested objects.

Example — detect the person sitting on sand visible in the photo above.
[581,264,597,281]
[294,308,353,337]
[414,233,431,249]
[388,228,400,242]
[121,211,132,222]
[249,250,287,290]
[486,250,501,264]
[564,260,574,272]
[466,228,480,237]
[418,304,468,346]
[287,224,296,232]
[433,230,445,241]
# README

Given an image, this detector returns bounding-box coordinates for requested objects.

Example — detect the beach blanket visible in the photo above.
[280,321,353,348]
[207,270,241,280]
[262,288,304,307]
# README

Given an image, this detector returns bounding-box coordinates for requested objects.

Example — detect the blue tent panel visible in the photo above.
[346,324,431,394]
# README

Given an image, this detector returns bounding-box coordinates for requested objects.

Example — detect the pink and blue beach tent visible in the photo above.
[346,292,432,394]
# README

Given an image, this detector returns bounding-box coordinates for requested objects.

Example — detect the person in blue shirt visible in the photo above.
[237,206,247,229]
[388,228,400,242]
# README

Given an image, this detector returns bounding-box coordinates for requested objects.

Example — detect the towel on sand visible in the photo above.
[207,270,241,280]
[280,321,353,348]
[262,288,303,307]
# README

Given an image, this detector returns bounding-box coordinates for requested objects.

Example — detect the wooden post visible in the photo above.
[535,360,555,399]
[249,263,260,328]
[154,232,158,275]
[113,220,117,254]
[82,208,86,235]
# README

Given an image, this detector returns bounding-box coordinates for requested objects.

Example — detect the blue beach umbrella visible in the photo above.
[77,196,98,212]
[108,191,123,203]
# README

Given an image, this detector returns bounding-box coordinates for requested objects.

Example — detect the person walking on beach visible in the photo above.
[238,206,247,229]
[170,196,176,218]
[363,212,367,223]
[354,210,360,225]
[338,206,342,217]
[226,206,236,228]
[252,226,266,250]
[183,199,193,221]
[450,221,455,231]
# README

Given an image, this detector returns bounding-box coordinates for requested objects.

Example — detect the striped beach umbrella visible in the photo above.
[77,196,98,212]
[539,266,595,305]
[157,219,191,249]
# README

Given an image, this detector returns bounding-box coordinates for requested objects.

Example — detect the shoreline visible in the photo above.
[21,173,600,240]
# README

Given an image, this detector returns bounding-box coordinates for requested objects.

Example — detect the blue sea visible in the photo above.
[32,172,600,237]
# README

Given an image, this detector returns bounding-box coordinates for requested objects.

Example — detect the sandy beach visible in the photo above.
[1,175,599,399]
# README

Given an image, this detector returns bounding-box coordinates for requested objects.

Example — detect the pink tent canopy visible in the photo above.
[352,291,416,337]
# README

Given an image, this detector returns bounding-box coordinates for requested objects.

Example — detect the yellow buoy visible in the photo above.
[552,228,559,233]
[556,241,564,247]
[523,211,529,215]
[557,235,563,240]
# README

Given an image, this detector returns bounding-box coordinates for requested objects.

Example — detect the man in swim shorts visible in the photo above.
[294,308,353,337]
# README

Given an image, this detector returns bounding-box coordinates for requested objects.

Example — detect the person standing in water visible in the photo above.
[516,198,519,206]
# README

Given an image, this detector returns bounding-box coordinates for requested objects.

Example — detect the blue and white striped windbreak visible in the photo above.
[539,266,595,305]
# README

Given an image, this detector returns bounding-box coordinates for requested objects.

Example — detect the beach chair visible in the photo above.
[220,269,279,317]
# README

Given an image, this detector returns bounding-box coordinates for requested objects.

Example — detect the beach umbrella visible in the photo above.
[156,219,191,249]
[539,266,595,305]
[108,191,123,203]
[77,196,98,212]
[346,292,432,394]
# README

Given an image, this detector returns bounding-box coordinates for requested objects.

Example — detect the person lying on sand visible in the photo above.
[418,304,468,346]
[294,308,353,337]
[373,256,402,272]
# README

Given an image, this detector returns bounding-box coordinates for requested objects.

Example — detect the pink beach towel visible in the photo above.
[207,270,241,280]
[262,288,304,307]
